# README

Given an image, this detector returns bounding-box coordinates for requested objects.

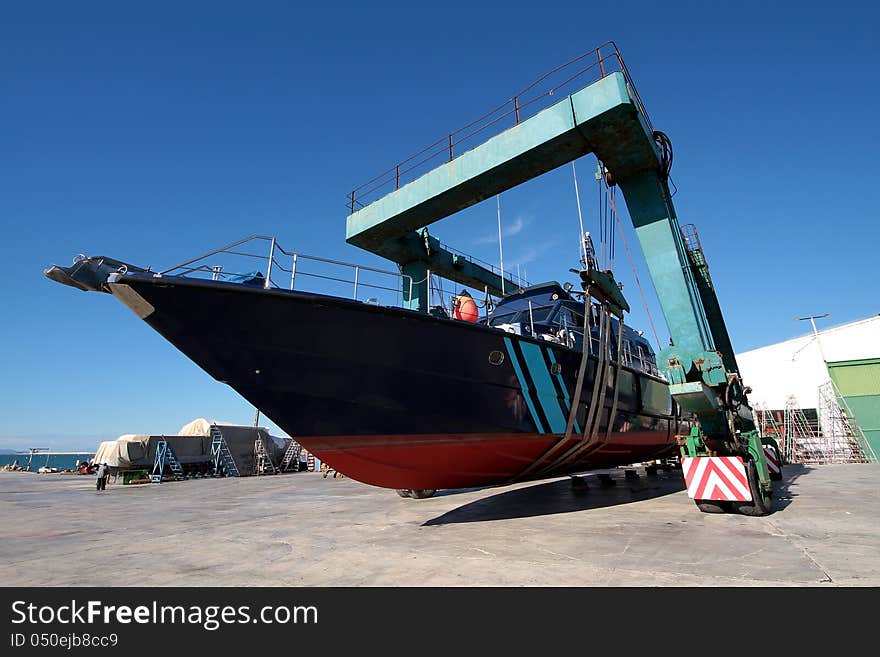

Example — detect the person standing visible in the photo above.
[95,463,109,492]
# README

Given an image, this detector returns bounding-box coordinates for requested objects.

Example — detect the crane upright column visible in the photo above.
[345,65,776,514]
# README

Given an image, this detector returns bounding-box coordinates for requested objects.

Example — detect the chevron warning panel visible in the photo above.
[763,445,781,474]
[681,456,752,502]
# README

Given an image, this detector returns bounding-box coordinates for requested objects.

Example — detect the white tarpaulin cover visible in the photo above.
[177,418,212,436]
[91,419,290,471]
[92,434,150,468]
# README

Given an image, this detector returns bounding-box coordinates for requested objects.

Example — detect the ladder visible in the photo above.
[210,425,240,477]
[280,439,303,472]
[785,397,822,464]
[150,439,185,483]
[754,403,786,461]
[254,435,278,475]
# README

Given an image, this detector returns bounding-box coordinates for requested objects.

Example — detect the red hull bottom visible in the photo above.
[299,432,678,490]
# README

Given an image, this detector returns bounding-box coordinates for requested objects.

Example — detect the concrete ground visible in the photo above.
[0,463,877,586]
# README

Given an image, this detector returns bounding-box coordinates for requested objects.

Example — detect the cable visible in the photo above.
[653,131,673,181]
[601,176,663,351]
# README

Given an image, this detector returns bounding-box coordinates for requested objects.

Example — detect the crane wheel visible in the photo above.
[397,489,436,499]
[695,500,731,514]
[733,459,773,517]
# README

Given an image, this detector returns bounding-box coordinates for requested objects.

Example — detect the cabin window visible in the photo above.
[527,306,554,323]
[556,307,585,330]
[489,312,517,327]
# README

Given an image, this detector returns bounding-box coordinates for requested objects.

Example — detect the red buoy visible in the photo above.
[452,291,479,322]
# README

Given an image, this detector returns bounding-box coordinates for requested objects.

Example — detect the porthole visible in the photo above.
[488,350,505,366]
[550,363,562,375]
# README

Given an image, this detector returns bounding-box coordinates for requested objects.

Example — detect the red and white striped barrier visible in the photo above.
[681,456,752,502]
[763,445,781,475]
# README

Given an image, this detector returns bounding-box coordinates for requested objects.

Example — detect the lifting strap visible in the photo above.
[512,290,625,481]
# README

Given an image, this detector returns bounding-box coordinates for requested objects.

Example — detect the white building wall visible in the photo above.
[736,315,880,410]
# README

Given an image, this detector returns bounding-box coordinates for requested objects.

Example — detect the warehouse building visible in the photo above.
[736,314,880,458]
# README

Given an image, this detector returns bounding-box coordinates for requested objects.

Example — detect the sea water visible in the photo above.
[0,453,95,471]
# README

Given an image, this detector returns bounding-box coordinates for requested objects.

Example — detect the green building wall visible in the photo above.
[827,358,880,458]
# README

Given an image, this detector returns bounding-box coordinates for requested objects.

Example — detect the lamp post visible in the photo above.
[795,313,830,362]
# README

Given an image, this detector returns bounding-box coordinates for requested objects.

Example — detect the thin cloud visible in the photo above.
[471,215,528,245]
[509,239,559,265]
[504,216,526,236]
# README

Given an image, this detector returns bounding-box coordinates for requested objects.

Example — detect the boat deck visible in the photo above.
[1,463,877,586]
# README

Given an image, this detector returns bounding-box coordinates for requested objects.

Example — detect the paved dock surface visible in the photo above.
[1,463,877,586]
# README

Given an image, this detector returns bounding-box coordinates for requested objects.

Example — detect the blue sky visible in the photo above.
[2,1,877,450]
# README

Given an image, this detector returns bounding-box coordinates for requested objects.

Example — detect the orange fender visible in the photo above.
[452,293,479,322]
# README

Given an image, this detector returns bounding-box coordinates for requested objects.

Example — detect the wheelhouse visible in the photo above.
[485,282,660,377]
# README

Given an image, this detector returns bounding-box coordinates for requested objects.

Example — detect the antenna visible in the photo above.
[572,161,587,267]
[496,194,505,294]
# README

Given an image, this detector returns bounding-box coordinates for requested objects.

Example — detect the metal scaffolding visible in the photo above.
[782,388,876,465]
[817,381,876,463]
[753,403,787,461]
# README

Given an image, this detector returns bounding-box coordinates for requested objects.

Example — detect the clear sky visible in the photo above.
[2,1,877,450]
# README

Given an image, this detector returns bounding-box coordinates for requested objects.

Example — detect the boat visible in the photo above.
[44,235,686,494]
[44,44,697,496]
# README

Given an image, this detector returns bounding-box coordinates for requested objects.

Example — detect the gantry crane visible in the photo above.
[346,43,780,514]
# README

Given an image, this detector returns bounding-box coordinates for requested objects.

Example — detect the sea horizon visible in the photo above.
[1,452,95,472]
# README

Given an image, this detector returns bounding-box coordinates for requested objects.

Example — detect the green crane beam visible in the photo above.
[346,72,710,352]
[347,68,757,447]
[346,72,659,311]
[345,60,772,511]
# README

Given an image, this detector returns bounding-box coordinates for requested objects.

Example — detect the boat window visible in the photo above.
[488,312,517,326]
[557,306,585,329]
[527,306,554,323]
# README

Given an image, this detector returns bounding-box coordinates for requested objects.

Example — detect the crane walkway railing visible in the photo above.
[348,41,653,213]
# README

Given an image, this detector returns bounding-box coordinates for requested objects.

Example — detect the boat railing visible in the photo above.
[438,240,530,290]
[619,341,661,378]
[157,235,413,307]
[348,40,653,213]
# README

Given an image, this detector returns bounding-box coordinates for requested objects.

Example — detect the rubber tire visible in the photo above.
[571,476,590,490]
[695,500,731,514]
[409,489,436,499]
[733,459,773,517]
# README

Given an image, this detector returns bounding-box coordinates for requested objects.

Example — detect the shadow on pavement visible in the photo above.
[423,471,686,525]
[772,463,814,512]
